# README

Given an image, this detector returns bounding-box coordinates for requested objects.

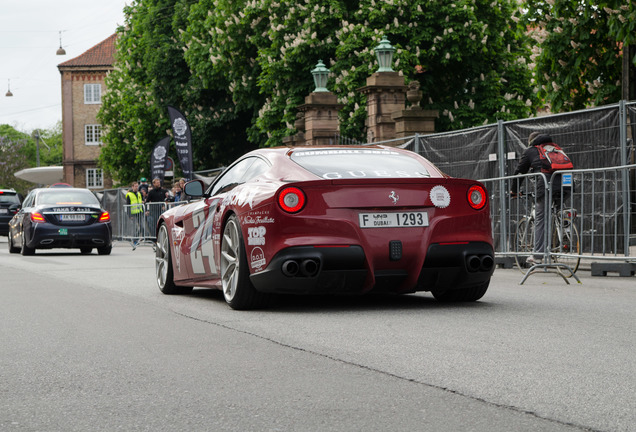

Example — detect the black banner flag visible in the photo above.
[167,106,194,181]
[150,136,171,183]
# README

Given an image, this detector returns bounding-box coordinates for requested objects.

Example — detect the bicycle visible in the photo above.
[512,192,581,275]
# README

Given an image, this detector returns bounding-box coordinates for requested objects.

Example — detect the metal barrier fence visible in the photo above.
[121,201,181,245]
[482,163,636,280]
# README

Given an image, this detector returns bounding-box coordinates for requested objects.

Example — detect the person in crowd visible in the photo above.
[145,178,169,233]
[138,177,150,196]
[125,181,144,246]
[511,131,573,265]
[178,177,189,202]
[171,182,183,203]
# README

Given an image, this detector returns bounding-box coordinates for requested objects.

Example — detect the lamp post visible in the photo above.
[33,130,41,167]
[374,36,396,72]
[56,31,66,55]
[311,60,329,92]
[5,79,13,97]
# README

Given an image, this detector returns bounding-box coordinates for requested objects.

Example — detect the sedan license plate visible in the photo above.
[359,211,429,228]
[60,214,85,222]
[0,208,7,214]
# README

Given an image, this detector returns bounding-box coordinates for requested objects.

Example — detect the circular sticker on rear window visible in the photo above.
[430,185,450,208]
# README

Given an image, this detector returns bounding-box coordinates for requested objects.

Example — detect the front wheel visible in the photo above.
[431,280,490,302]
[220,215,269,310]
[155,223,192,295]
[514,217,534,272]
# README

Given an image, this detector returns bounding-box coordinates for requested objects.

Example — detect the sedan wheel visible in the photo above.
[155,223,191,295]
[220,215,268,310]
[21,235,35,256]
[8,234,20,254]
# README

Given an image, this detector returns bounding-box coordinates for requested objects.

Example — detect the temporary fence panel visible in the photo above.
[553,164,636,260]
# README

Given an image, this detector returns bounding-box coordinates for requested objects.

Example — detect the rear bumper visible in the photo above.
[27,223,112,249]
[250,246,368,294]
[250,241,494,295]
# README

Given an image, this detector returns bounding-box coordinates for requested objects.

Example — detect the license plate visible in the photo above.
[359,211,429,228]
[60,214,85,221]
[0,209,7,214]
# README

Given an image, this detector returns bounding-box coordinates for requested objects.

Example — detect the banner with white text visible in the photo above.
[150,136,170,183]
[167,105,193,181]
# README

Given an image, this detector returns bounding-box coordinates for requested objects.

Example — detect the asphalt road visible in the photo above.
[1,239,634,432]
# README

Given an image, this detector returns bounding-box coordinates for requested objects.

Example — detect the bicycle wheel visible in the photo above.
[551,218,580,276]
[514,217,534,272]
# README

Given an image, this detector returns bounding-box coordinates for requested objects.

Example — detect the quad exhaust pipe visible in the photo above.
[282,258,320,278]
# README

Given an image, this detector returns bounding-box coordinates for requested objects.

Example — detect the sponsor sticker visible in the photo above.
[248,226,266,245]
[430,185,451,208]
[250,247,266,270]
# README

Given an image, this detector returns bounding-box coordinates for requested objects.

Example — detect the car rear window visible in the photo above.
[0,192,20,204]
[290,148,431,179]
[37,190,100,206]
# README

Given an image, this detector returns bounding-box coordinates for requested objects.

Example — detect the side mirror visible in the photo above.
[183,179,206,198]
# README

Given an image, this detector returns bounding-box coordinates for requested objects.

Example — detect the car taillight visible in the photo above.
[99,211,110,222]
[31,212,46,222]
[278,187,306,213]
[467,185,487,210]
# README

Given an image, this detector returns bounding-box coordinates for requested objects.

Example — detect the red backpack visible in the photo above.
[536,142,573,173]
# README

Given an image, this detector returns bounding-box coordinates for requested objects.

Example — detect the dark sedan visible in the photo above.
[0,189,22,236]
[8,187,112,255]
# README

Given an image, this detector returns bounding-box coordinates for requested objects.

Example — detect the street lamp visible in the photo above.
[311,60,330,92]
[5,79,13,97]
[56,31,66,55]
[374,36,396,72]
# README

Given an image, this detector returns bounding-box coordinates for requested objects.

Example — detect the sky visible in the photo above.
[0,1,129,133]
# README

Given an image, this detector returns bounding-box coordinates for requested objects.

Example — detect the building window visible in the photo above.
[86,168,103,189]
[84,84,101,104]
[85,124,102,145]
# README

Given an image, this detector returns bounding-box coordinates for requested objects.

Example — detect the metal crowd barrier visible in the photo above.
[121,201,181,247]
[481,163,636,282]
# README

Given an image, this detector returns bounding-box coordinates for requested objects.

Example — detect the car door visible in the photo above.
[181,157,260,282]
[12,191,35,245]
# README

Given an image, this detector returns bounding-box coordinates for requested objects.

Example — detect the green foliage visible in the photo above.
[523,0,635,112]
[100,0,539,179]
[181,0,538,144]
[99,0,255,185]
[0,123,62,195]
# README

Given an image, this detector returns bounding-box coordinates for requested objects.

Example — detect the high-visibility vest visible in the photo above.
[126,191,144,214]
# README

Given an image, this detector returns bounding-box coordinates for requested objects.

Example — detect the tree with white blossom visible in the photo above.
[523,0,635,111]
[99,0,539,181]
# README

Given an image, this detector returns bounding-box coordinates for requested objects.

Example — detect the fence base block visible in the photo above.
[591,262,636,277]
[495,256,514,269]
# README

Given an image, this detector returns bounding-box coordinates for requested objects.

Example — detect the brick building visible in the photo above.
[57,34,116,189]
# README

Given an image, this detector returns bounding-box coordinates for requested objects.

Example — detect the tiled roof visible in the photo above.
[58,33,117,68]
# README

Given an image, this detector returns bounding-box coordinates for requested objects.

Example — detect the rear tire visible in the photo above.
[156,223,192,295]
[220,215,269,310]
[21,235,35,256]
[97,245,112,255]
[431,280,490,302]
[8,235,20,254]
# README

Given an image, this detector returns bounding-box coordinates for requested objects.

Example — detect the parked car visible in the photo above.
[0,189,22,236]
[8,187,112,255]
[155,145,494,309]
